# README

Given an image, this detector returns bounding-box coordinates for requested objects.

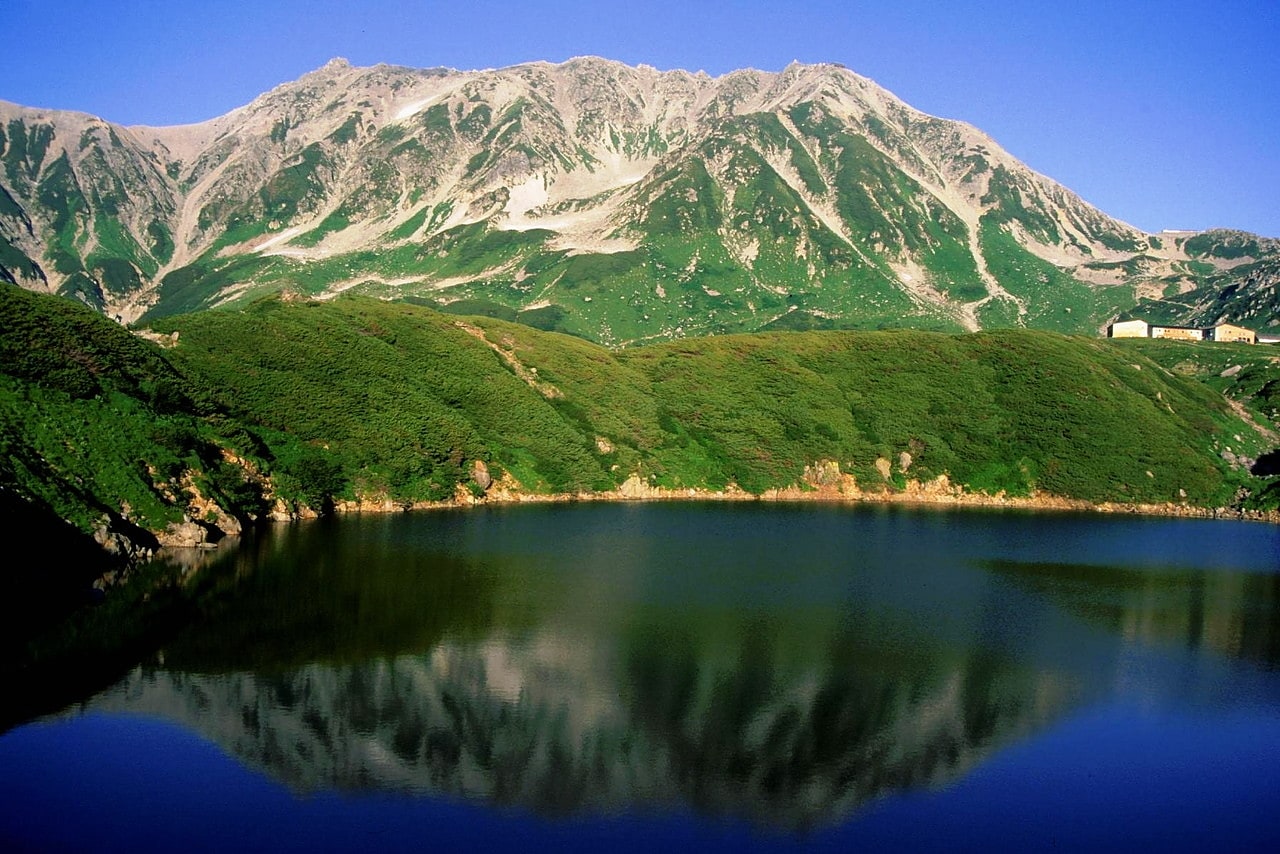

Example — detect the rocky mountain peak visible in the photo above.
[1,58,1274,337]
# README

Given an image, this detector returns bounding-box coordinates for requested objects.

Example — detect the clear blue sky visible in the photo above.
[2,0,1277,237]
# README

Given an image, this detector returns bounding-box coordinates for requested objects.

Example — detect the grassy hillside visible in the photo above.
[1110,338,1280,433]
[0,285,356,538]
[150,295,614,500]
[146,293,1273,511]
[0,283,220,654]
[1108,337,1280,510]
[498,319,1268,504]
[5,285,1275,548]
[0,284,215,536]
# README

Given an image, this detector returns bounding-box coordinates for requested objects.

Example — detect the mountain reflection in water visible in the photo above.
[87,628,1070,828]
[54,505,1280,832]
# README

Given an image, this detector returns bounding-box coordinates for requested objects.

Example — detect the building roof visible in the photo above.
[1110,317,1269,335]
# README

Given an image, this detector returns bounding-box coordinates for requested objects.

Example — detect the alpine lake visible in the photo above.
[2,502,1278,852]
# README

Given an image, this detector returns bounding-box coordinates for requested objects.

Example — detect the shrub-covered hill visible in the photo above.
[142,293,1273,511]
[0,285,344,544]
[1,283,216,539]
[4,284,1275,570]
[0,283,228,650]
[1111,338,1280,435]
[1108,336,1280,510]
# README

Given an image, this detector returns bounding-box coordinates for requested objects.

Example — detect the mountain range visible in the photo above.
[2,56,1276,342]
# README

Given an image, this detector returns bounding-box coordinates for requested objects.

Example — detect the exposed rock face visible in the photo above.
[472,459,492,490]
[159,516,224,549]
[803,459,843,487]
[185,482,244,538]
[618,473,661,499]
[874,457,892,481]
[269,498,320,521]
[2,58,1274,338]
[92,514,160,563]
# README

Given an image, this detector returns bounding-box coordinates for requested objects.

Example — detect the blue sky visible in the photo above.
[2,0,1277,236]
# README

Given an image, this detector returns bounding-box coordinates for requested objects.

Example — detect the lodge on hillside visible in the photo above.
[1106,319,1264,344]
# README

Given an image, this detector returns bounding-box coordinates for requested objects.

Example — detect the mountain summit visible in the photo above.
[1,57,1275,340]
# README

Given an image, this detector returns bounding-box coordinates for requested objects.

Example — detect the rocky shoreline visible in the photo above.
[91,464,1275,580]
[326,471,1280,525]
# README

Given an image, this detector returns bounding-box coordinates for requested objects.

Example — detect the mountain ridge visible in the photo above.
[2,56,1276,340]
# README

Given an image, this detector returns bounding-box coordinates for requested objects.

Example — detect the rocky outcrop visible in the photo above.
[303,452,1279,522]
[471,459,493,491]
[617,473,661,499]
[268,498,321,521]
[157,516,225,549]
[92,513,161,563]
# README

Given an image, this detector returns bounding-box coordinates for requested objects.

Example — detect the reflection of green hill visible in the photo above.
[157,520,515,673]
[987,560,1280,666]
[84,614,1075,829]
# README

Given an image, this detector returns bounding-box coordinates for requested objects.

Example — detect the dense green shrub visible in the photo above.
[151,294,1267,508]
[3,286,1271,554]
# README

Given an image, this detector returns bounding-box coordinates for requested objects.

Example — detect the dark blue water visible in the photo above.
[2,503,1278,852]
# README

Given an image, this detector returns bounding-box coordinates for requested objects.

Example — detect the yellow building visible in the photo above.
[1208,323,1257,344]
[1151,325,1206,342]
[1105,318,1265,344]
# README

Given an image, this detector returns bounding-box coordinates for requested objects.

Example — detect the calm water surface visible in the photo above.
[2,503,1278,852]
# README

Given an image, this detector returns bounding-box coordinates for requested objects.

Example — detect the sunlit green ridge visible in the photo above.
[4,284,1273,540]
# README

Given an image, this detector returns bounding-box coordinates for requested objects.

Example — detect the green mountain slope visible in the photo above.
[148,293,1272,508]
[5,286,1273,553]
[1113,338,1280,432]
[1120,242,1280,333]
[3,59,1276,340]
[0,284,211,535]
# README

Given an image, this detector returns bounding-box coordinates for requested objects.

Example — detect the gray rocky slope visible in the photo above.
[2,57,1274,341]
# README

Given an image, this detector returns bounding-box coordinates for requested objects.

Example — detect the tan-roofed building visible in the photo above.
[1151,325,1206,342]
[1105,318,1267,344]
[1207,323,1257,344]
